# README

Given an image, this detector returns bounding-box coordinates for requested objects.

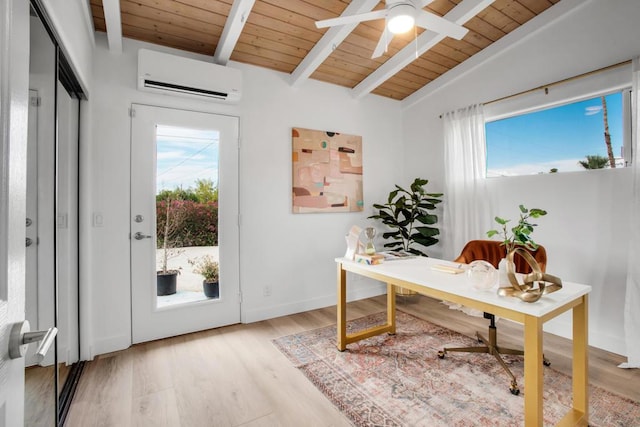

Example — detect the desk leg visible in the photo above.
[573,295,589,423]
[337,263,347,351]
[524,315,543,427]
[387,283,396,335]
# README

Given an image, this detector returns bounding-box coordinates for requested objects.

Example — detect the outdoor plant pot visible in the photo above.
[157,271,178,296]
[203,281,219,298]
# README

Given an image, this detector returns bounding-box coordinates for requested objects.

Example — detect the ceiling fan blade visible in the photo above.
[372,28,394,58]
[315,10,387,29]
[415,12,469,40]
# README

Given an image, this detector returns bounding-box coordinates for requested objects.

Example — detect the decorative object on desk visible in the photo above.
[380,250,415,261]
[368,177,442,257]
[502,248,563,303]
[188,255,220,298]
[431,264,465,274]
[273,311,640,427]
[354,253,385,265]
[363,227,376,255]
[292,127,363,214]
[467,260,498,290]
[156,198,186,296]
[344,225,363,260]
[486,204,547,289]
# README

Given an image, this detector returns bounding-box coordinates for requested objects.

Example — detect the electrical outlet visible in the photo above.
[263,285,271,297]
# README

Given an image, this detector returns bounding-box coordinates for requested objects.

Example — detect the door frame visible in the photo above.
[0,0,30,425]
[130,103,241,344]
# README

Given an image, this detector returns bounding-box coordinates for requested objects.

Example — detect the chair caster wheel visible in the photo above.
[437,351,445,359]
[543,359,551,367]
[509,383,520,396]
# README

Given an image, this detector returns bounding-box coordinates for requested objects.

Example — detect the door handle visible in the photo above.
[8,320,58,362]
[134,232,152,240]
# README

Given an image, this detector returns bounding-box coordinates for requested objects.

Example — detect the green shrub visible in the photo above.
[156,200,218,247]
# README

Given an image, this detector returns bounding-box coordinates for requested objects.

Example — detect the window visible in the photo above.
[483,63,632,177]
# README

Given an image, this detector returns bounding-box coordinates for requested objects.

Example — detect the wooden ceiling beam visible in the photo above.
[352,0,496,99]
[102,0,123,53]
[290,0,379,87]
[215,0,257,65]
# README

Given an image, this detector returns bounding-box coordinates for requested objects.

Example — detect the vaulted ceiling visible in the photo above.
[90,0,561,101]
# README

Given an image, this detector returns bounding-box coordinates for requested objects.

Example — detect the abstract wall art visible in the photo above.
[292,127,363,214]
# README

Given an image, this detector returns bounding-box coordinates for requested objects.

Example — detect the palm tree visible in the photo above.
[601,96,616,168]
[578,155,609,169]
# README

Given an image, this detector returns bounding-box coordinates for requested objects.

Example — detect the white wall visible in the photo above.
[402,0,640,355]
[87,34,403,356]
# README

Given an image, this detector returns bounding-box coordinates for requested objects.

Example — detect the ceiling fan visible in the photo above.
[315,0,469,59]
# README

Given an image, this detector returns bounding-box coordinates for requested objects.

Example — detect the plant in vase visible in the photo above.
[486,204,547,287]
[156,198,186,296]
[189,255,219,298]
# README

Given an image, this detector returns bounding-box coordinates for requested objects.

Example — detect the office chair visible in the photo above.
[437,240,549,395]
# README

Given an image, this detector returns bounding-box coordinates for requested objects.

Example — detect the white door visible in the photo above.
[0,0,29,424]
[131,104,240,343]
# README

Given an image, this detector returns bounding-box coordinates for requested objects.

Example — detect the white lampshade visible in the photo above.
[387,3,416,34]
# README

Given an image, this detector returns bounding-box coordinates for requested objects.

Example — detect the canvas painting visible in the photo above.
[292,127,363,213]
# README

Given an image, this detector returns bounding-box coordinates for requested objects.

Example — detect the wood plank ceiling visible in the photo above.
[91,0,561,101]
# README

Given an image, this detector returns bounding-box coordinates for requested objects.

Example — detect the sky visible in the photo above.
[155,125,220,193]
[485,92,624,176]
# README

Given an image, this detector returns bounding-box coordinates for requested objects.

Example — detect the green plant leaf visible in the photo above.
[519,204,528,213]
[407,247,427,257]
[416,214,438,225]
[417,202,437,210]
[530,208,547,218]
[486,230,499,238]
[412,235,439,247]
[495,216,508,225]
[410,178,429,192]
[415,226,440,237]
[384,241,403,248]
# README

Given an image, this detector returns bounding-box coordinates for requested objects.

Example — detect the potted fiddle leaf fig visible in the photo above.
[369,178,443,257]
[156,198,186,296]
[189,255,219,298]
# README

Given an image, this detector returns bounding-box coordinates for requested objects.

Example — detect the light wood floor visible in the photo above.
[25,363,70,427]
[64,295,640,426]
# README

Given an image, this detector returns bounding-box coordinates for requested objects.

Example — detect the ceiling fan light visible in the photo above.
[387,3,415,34]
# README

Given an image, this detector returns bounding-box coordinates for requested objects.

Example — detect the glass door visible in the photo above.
[130,104,240,343]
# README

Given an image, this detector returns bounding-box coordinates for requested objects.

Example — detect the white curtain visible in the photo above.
[442,104,489,261]
[620,58,640,369]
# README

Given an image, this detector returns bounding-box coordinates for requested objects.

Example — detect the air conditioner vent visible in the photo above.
[137,49,242,103]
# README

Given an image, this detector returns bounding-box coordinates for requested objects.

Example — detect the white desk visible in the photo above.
[336,256,591,427]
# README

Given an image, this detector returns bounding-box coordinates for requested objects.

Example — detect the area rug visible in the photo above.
[273,311,639,427]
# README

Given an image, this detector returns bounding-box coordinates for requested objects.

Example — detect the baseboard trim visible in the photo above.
[91,334,131,356]
[242,282,386,324]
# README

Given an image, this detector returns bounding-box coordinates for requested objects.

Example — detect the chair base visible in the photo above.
[437,316,550,395]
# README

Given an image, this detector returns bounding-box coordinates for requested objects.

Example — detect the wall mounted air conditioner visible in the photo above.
[137,49,242,103]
